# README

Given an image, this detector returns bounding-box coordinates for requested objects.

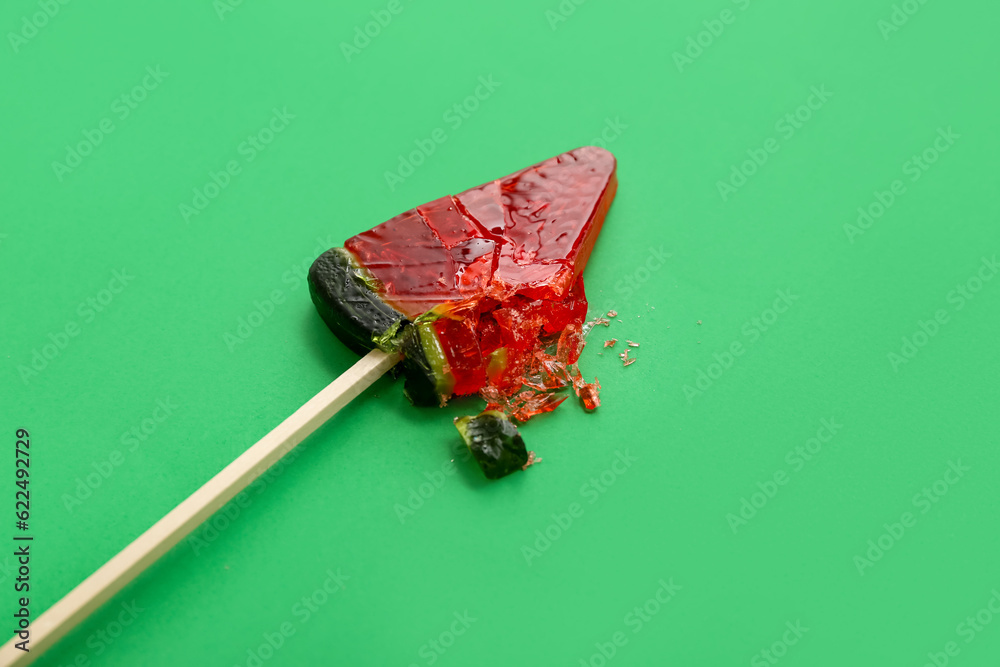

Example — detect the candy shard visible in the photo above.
[579,379,601,411]
[454,410,529,479]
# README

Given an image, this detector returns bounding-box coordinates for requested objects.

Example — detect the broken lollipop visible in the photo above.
[0,149,622,664]
[0,151,625,667]
[308,146,617,477]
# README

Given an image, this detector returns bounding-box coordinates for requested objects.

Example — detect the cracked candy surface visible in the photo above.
[455,146,617,301]
[343,146,616,416]
[344,200,496,319]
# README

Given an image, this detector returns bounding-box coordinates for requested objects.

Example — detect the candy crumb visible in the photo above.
[604,338,618,348]
[607,310,618,318]
[624,358,637,367]
[522,451,542,470]
[627,340,639,348]
[579,378,601,411]
[584,316,612,333]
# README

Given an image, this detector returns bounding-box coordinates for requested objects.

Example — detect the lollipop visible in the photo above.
[310,146,616,475]
[0,147,617,664]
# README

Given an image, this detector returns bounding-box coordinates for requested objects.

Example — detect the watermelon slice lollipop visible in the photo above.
[309,146,618,423]
[0,149,619,662]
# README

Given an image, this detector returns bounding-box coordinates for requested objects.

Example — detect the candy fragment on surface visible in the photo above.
[522,451,541,470]
[579,378,601,411]
[604,338,618,348]
[454,410,529,479]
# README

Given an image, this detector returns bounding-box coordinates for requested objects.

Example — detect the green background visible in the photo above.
[2,0,999,665]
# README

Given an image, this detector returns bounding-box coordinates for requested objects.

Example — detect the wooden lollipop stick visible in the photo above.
[0,349,400,667]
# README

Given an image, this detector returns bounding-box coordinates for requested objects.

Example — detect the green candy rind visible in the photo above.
[308,248,407,355]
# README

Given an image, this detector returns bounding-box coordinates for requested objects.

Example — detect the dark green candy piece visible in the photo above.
[308,247,442,406]
[454,411,529,480]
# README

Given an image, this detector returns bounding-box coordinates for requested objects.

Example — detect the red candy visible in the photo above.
[346,146,617,417]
